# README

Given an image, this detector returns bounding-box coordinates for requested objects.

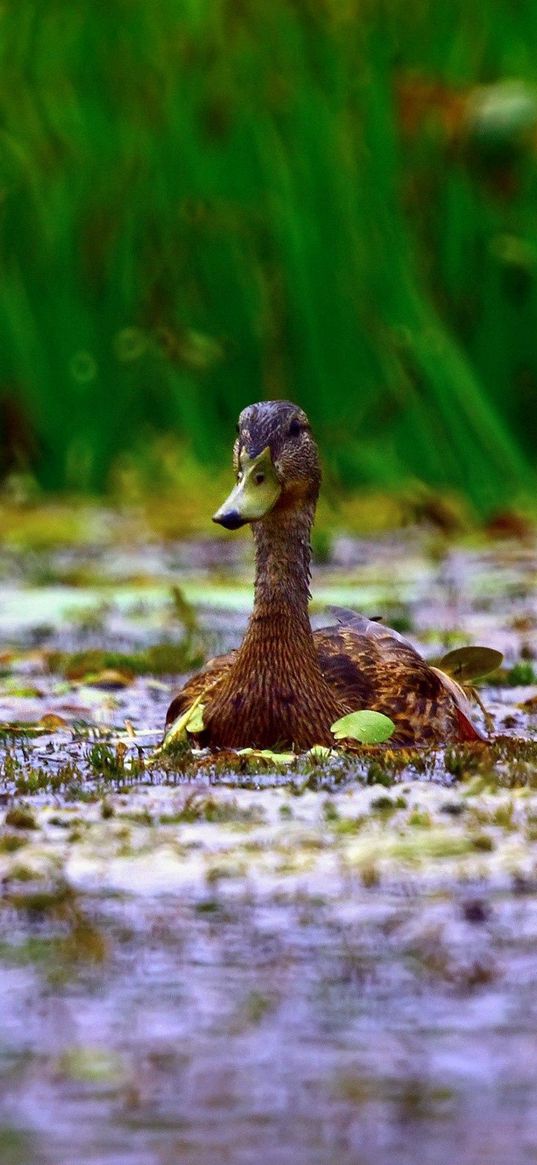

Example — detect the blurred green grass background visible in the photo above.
[0,0,536,512]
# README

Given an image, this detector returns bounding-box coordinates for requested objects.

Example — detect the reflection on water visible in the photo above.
[2,886,537,1165]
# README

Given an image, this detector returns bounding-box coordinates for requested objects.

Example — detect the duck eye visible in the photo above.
[254,471,265,485]
[288,418,302,437]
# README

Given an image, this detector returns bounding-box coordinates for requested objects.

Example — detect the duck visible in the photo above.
[166,400,485,750]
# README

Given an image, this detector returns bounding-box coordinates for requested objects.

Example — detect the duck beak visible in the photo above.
[212,447,282,530]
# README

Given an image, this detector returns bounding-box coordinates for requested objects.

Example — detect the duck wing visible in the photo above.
[314,609,485,744]
[165,649,236,727]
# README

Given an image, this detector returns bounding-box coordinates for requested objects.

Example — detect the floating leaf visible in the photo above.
[38,713,69,731]
[84,668,134,689]
[185,702,205,734]
[438,646,503,682]
[156,697,205,754]
[331,710,395,744]
[237,748,296,765]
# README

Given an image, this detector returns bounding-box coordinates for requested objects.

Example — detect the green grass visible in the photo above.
[0,1,536,509]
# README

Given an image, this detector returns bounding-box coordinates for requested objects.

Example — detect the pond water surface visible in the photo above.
[1,526,537,1164]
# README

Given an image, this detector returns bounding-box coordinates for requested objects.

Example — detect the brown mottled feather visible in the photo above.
[166,650,236,726]
[166,613,484,748]
[166,401,485,750]
[315,624,458,745]
[321,607,484,743]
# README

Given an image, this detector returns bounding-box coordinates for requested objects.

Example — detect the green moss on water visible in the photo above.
[6,882,73,915]
[56,1046,124,1086]
[0,1126,38,1165]
[366,762,395,788]
[322,800,339,822]
[364,748,436,787]
[506,662,537,686]
[4,877,107,968]
[389,832,473,860]
[8,864,36,882]
[0,727,33,743]
[13,763,86,798]
[14,769,52,795]
[155,732,537,795]
[0,833,28,853]
[194,899,223,915]
[87,743,145,783]
[408,809,433,829]
[0,682,42,699]
[395,1079,457,1121]
[206,861,244,884]
[5,806,37,830]
[444,745,485,779]
[122,809,153,826]
[241,990,276,1026]
[47,642,204,680]
[158,793,264,825]
[332,816,367,835]
[0,935,63,967]
[370,795,399,814]
[491,801,515,828]
[471,833,495,852]
[485,737,537,788]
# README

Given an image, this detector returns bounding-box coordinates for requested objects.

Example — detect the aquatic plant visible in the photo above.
[0,1,535,508]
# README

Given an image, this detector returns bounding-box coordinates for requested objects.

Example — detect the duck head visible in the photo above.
[213,401,321,530]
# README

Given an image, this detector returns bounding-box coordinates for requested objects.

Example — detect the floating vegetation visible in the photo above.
[437,646,504,683]
[506,662,537,686]
[4,807,37,831]
[2,876,106,968]
[331,710,396,745]
[47,641,204,681]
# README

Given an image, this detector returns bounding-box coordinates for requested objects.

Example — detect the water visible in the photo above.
[0,526,537,1164]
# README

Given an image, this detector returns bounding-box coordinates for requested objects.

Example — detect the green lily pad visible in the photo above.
[330,710,395,744]
[438,646,503,682]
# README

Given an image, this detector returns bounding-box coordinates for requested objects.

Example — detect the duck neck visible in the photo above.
[246,502,315,643]
[208,498,347,748]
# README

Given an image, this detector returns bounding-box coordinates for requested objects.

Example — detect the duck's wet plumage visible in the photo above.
[166,401,484,750]
[166,612,483,748]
